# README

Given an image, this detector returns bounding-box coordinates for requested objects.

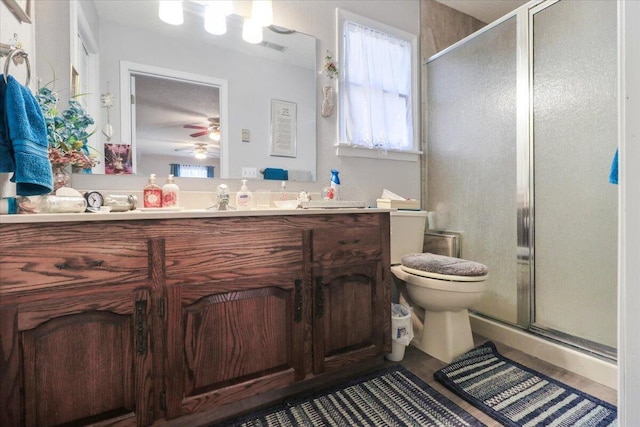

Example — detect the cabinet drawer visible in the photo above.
[312,227,382,263]
[0,241,149,294]
[165,229,303,280]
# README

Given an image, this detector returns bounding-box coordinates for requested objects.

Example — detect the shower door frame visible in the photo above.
[425,0,617,361]
[523,0,617,360]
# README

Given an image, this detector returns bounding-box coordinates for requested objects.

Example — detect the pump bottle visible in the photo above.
[162,174,180,208]
[236,179,253,210]
[143,174,162,208]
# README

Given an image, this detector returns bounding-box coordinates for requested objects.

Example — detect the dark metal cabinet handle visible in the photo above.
[315,276,324,318]
[135,300,148,355]
[294,279,302,323]
[338,239,361,245]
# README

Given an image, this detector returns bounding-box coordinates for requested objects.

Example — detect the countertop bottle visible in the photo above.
[330,169,340,200]
[162,174,180,208]
[143,174,162,208]
[236,179,253,210]
[104,194,137,212]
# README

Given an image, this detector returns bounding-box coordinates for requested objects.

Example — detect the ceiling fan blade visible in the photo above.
[184,124,207,130]
[190,131,209,138]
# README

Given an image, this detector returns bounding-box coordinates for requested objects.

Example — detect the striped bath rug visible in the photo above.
[434,342,617,427]
[215,365,486,426]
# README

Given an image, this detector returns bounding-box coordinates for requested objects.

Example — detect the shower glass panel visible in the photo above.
[426,17,519,324]
[532,0,617,350]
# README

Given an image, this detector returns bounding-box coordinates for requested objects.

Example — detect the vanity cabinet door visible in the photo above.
[0,288,154,427]
[310,219,391,375]
[163,274,305,419]
[162,229,306,420]
[311,261,387,374]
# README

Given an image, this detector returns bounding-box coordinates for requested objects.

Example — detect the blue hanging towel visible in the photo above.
[1,74,53,195]
[609,149,618,185]
[263,168,288,180]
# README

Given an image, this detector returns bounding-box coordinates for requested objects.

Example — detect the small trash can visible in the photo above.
[386,303,414,362]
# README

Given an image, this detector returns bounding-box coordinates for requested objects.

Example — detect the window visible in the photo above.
[337,9,419,160]
[170,164,215,178]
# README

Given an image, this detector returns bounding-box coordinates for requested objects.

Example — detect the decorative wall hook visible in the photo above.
[321,85,334,118]
[101,82,115,141]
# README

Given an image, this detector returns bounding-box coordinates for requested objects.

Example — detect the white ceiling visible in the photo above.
[437,0,529,24]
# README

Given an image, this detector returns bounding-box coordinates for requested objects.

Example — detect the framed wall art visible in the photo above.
[270,99,297,158]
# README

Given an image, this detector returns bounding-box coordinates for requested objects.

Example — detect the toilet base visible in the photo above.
[411,309,475,363]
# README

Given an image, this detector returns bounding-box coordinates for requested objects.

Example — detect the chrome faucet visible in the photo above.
[207,184,235,211]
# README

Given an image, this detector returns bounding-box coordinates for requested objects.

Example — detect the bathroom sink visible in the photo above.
[273,200,300,209]
[299,200,366,209]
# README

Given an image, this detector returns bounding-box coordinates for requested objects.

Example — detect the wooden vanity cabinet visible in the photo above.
[0,231,155,427]
[160,228,307,420]
[0,212,390,427]
[310,221,390,375]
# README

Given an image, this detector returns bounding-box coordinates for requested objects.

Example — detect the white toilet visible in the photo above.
[390,211,488,363]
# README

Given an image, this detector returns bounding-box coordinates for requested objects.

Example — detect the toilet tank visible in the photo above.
[390,210,428,264]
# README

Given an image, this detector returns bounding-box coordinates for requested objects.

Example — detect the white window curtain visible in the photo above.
[344,21,413,151]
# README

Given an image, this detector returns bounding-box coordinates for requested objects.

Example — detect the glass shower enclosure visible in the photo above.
[425,0,617,358]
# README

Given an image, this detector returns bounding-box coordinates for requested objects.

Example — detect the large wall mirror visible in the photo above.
[38,0,317,181]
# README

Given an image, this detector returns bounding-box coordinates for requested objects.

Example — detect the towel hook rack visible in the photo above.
[1,41,31,87]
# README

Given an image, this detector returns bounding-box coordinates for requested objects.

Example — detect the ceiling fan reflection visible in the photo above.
[183,117,220,141]
[174,142,218,159]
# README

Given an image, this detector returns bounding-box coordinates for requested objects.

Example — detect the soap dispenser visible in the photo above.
[280,181,288,200]
[236,179,253,210]
[162,174,180,208]
[143,174,162,208]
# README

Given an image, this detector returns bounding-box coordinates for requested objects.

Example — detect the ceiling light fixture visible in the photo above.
[158,1,273,45]
[204,0,232,35]
[209,128,221,141]
[159,0,184,26]
[194,145,208,159]
[251,0,273,27]
[242,17,263,44]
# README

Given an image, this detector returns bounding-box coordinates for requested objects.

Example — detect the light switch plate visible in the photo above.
[241,167,258,178]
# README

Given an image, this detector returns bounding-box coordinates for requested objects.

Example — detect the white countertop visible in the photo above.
[0,207,391,224]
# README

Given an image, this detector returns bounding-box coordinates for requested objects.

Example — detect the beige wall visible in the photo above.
[420,0,486,60]
[419,0,485,206]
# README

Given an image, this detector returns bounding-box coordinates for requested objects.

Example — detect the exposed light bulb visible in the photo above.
[204,1,230,35]
[159,0,183,26]
[251,0,273,27]
[242,17,263,44]
[209,129,221,141]
[219,0,233,16]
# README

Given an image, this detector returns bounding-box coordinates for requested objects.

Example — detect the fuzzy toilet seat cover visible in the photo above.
[401,253,488,277]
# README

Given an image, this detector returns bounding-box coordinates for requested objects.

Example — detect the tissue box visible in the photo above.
[376,198,420,210]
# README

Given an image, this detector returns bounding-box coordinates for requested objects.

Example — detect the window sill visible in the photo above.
[335,143,422,161]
